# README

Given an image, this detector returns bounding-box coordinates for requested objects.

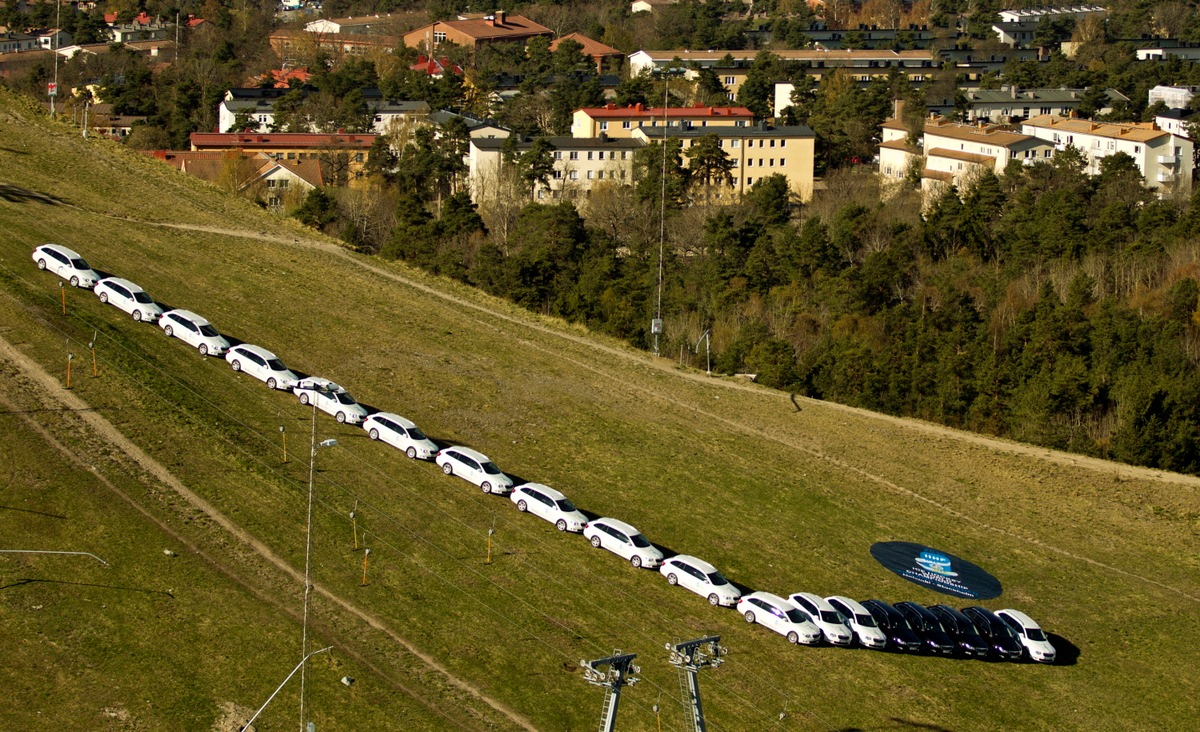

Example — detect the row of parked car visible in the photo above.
[34,243,1058,665]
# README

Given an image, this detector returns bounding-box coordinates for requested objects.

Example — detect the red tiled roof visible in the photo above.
[190,132,378,149]
[421,14,551,42]
[410,55,462,76]
[579,103,755,119]
[551,32,623,58]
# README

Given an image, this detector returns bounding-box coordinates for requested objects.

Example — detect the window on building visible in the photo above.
[1134,145,1141,153]
[724,76,735,85]
[769,140,776,148]
[620,170,626,179]
[355,153,364,162]
[267,180,276,188]
[287,152,296,159]
[622,120,631,129]
[621,151,627,159]
[569,151,578,160]
[569,170,578,180]
[374,115,382,123]
[434,31,446,43]
[779,158,784,166]
[731,177,737,185]
[279,180,289,189]
[553,151,561,160]
[735,120,746,127]
[747,177,754,185]
[587,151,594,160]
[780,140,786,148]
[731,140,739,148]
[597,171,604,180]
[747,159,754,167]
[759,158,764,166]
[600,121,608,131]
[553,170,563,179]
[587,170,593,179]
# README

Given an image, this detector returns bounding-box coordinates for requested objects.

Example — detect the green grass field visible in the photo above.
[2,89,1199,731]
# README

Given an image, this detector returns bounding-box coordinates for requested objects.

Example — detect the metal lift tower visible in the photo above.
[580,650,640,732]
[667,636,727,732]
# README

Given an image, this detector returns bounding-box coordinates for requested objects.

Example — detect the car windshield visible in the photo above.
[1026,627,1047,642]
[924,617,945,633]
[555,499,576,512]
[133,291,153,303]
[334,392,356,405]
[481,461,501,474]
[784,608,810,624]
[819,610,843,624]
[855,613,876,627]
[706,572,729,586]
[629,533,651,548]
[70,258,89,269]
[266,358,287,371]
[198,324,220,337]
[406,427,427,440]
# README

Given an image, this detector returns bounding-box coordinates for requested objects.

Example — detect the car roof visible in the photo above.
[791,592,836,610]
[743,591,795,608]
[591,517,640,535]
[163,309,211,326]
[864,599,902,617]
[516,482,567,501]
[931,604,970,620]
[39,243,84,259]
[896,601,935,617]
[997,608,1039,628]
[369,412,418,429]
[299,376,343,391]
[444,445,492,463]
[668,554,718,574]
[826,595,869,614]
[232,343,280,360]
[98,277,145,292]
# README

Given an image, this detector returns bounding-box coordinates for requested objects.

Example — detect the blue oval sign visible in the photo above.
[870,541,1002,600]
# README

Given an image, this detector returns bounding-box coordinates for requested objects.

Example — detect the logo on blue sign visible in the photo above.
[914,550,958,577]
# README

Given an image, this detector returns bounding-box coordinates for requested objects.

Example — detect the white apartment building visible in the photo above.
[1021,115,1193,193]
[997,5,1105,23]
[879,114,1053,198]
[218,95,430,134]
[468,135,642,203]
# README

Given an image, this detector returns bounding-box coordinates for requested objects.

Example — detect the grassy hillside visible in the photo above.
[2,89,1199,731]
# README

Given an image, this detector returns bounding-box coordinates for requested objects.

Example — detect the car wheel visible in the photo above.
[336,412,346,424]
[37,258,47,270]
[164,325,174,337]
[198,343,208,356]
[481,481,491,494]
[787,631,800,645]
[589,535,602,548]
[299,393,310,406]
[441,463,453,476]
[369,429,379,441]
[231,359,241,372]
[516,500,528,512]
[630,555,642,569]
[667,573,679,586]
[99,292,109,304]
[70,275,80,287]
[406,446,417,459]
[707,593,720,606]
[132,310,142,322]
[555,519,568,532]
[266,377,277,390]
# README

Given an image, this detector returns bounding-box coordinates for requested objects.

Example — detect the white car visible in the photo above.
[94,277,163,323]
[826,596,888,649]
[293,377,368,425]
[363,412,438,460]
[659,555,741,607]
[737,592,822,645]
[510,483,587,532]
[225,344,298,390]
[435,446,514,495]
[996,609,1057,663]
[788,592,854,646]
[582,517,663,569]
[32,244,99,288]
[159,309,230,356]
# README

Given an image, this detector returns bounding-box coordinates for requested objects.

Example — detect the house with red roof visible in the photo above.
[571,103,756,138]
[409,55,462,77]
[403,11,552,52]
[189,132,378,186]
[550,33,624,73]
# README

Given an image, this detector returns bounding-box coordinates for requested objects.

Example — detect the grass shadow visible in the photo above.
[1049,632,1080,666]
[0,504,68,519]
[0,577,175,598]
[0,183,61,205]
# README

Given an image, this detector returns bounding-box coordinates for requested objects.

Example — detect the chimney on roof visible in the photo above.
[495,9,506,25]
[893,98,905,119]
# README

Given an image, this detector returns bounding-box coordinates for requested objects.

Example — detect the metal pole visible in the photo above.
[243,646,332,731]
[654,73,669,357]
[51,0,60,117]
[667,636,726,732]
[300,404,317,732]
[581,651,640,732]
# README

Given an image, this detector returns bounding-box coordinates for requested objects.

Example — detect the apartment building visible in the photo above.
[571,103,755,138]
[1021,115,1194,193]
[403,11,552,52]
[468,135,642,202]
[631,123,816,201]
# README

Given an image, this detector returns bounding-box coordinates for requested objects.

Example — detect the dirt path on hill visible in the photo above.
[130,218,1200,490]
[0,335,538,732]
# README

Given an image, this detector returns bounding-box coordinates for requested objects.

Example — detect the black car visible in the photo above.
[893,602,956,656]
[859,599,922,653]
[962,606,1024,661]
[928,605,991,658]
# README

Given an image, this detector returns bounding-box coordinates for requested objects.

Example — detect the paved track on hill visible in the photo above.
[0,335,538,732]
[104,218,1200,608]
